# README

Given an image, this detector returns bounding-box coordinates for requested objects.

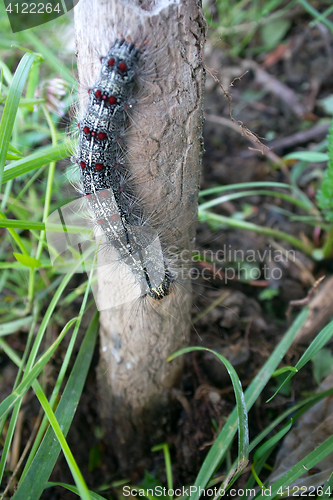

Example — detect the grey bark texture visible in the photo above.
[74,0,205,469]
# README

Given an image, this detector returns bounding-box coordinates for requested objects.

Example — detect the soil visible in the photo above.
[2,7,333,500]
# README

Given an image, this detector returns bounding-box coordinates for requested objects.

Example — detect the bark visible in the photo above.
[74,0,205,469]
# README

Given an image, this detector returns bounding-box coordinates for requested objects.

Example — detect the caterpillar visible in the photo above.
[46,38,180,311]
[77,38,174,302]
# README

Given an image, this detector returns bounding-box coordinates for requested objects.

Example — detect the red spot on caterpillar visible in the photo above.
[111,214,119,221]
[101,190,108,196]
[95,90,102,98]
[91,131,95,136]
[108,58,115,66]
[108,96,117,105]
[102,94,107,100]
[80,161,86,169]
[88,89,91,94]
[98,132,107,140]
[97,219,104,225]
[78,123,80,128]
[95,163,104,171]
[86,193,92,198]
[119,61,127,72]
[83,126,90,135]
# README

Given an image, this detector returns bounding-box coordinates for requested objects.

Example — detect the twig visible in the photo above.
[205,112,283,166]
[242,60,306,117]
[286,275,325,324]
[241,122,331,158]
[1,407,43,499]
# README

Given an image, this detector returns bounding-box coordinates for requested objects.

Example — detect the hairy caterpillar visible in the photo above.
[46,36,186,312]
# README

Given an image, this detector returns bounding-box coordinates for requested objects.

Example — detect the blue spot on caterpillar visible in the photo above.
[46,39,176,309]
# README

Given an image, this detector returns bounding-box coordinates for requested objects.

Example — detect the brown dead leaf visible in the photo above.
[263,43,291,68]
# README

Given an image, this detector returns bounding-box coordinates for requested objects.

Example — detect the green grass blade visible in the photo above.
[297,0,333,32]
[22,267,94,474]
[151,444,173,497]
[46,483,107,500]
[21,31,76,86]
[0,316,33,336]
[0,339,22,366]
[0,318,76,419]
[0,219,45,230]
[266,434,333,499]
[316,471,333,500]
[199,182,292,197]
[190,308,309,500]
[253,419,293,463]
[199,211,314,255]
[284,151,329,162]
[32,381,92,500]
[0,260,51,269]
[2,141,72,183]
[13,312,99,500]
[168,346,249,473]
[267,318,333,402]
[0,52,38,190]
[199,190,311,213]
[0,401,22,486]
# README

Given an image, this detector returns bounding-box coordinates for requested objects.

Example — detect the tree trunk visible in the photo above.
[74,0,205,469]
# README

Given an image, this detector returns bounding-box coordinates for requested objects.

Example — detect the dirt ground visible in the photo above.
[2,7,333,500]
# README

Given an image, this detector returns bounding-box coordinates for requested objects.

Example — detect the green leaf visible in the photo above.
[260,19,291,47]
[139,470,163,491]
[6,152,22,160]
[6,144,23,160]
[8,143,23,155]
[258,289,280,301]
[319,95,333,115]
[284,151,329,162]
[13,253,42,268]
